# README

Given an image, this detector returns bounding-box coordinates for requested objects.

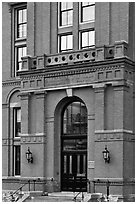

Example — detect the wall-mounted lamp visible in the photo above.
[26,147,33,163]
[102,145,110,163]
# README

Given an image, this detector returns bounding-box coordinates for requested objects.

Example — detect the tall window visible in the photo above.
[14,146,21,176]
[14,5,27,76]
[59,34,73,52]
[14,108,21,137]
[80,30,95,49]
[59,2,73,26]
[81,2,95,23]
[17,8,27,38]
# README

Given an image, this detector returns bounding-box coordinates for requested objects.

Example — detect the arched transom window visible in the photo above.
[63,101,87,135]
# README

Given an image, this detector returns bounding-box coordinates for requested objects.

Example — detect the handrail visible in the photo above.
[73,192,84,202]
[3,180,30,202]
[11,182,27,196]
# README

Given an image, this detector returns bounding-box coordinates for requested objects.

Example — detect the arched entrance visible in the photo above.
[61,100,88,192]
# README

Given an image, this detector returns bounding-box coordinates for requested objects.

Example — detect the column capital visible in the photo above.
[93,83,106,89]
[93,83,106,93]
[19,92,31,100]
[34,90,47,95]
[34,90,47,99]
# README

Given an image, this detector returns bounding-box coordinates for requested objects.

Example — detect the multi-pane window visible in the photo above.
[14,6,27,76]
[17,46,27,71]
[60,34,73,52]
[80,30,95,49]
[17,8,27,38]
[14,108,21,137]
[14,146,21,176]
[81,2,95,23]
[59,2,73,26]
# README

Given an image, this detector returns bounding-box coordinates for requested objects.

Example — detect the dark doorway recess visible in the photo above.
[61,101,87,192]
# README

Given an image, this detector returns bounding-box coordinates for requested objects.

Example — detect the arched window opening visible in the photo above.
[63,101,87,135]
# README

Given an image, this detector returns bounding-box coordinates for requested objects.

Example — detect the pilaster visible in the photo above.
[113,86,125,130]
[27,2,35,56]
[94,84,106,131]
[73,2,79,50]
[20,92,31,134]
[2,103,10,176]
[34,91,47,133]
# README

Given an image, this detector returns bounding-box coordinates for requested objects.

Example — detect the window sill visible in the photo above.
[79,21,95,31]
[58,26,73,34]
[15,37,27,42]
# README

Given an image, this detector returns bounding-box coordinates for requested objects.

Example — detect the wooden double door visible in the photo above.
[61,137,87,192]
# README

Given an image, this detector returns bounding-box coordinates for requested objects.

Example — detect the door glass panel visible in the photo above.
[83,155,86,174]
[77,155,80,174]
[64,155,67,173]
[69,155,72,174]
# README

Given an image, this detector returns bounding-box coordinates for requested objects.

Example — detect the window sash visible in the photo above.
[61,2,73,11]
[59,2,73,26]
[14,5,27,77]
[17,8,27,38]
[81,30,95,49]
[14,146,21,176]
[16,46,27,71]
[60,34,73,52]
[14,108,21,137]
[81,2,95,23]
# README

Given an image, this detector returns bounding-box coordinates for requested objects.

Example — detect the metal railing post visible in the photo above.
[82,192,84,201]
[93,181,95,193]
[28,180,30,191]
[106,180,110,201]
[33,180,36,191]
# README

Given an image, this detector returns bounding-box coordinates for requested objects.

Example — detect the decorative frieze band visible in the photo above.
[2,134,46,145]
[2,138,16,146]
[19,63,134,91]
[2,80,21,87]
[95,130,134,142]
[21,133,46,144]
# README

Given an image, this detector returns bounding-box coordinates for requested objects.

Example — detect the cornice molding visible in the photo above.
[20,64,122,81]
[2,79,21,87]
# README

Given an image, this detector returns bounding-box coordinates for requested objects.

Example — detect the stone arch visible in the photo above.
[6,87,20,104]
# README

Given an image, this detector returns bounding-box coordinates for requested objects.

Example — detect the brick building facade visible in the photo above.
[2,2,135,200]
